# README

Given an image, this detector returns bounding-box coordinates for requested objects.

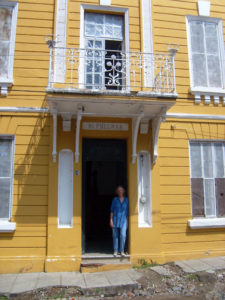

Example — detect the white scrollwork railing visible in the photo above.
[47,46,177,95]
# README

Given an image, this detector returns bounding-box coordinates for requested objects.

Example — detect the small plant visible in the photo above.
[133,258,157,269]
[186,273,197,281]
[0,296,8,300]
[52,290,66,299]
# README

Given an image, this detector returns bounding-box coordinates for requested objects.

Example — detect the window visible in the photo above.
[0,137,15,221]
[84,12,124,90]
[190,141,225,218]
[187,16,225,90]
[0,1,18,83]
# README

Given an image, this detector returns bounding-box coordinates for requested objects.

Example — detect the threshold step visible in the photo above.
[81,257,131,273]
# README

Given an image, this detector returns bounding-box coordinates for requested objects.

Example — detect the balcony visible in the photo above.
[46,45,178,98]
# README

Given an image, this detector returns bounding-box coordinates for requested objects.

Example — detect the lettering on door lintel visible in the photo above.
[82,122,129,131]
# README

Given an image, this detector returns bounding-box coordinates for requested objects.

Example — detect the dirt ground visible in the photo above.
[2,263,225,300]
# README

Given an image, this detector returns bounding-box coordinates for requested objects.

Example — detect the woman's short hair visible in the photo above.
[115,186,125,195]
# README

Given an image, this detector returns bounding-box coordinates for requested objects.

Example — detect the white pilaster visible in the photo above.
[54,0,68,83]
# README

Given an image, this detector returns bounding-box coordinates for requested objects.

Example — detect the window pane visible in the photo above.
[0,139,12,177]
[0,178,10,219]
[214,143,224,178]
[207,55,222,88]
[0,41,10,78]
[205,22,217,37]
[203,143,213,178]
[191,178,204,216]
[190,21,204,53]
[190,142,202,178]
[206,37,219,55]
[0,7,12,41]
[192,54,207,87]
[204,178,216,217]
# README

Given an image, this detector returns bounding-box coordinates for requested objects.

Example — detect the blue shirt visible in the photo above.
[110,197,129,228]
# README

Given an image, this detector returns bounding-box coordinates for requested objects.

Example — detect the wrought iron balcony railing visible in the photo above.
[47,46,177,96]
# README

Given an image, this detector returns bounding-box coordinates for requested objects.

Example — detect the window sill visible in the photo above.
[190,87,225,105]
[0,81,13,97]
[0,221,16,232]
[188,218,225,229]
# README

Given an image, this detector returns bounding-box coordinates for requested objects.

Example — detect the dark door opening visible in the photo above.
[82,138,127,254]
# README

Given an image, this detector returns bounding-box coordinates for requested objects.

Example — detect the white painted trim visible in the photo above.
[137,151,152,228]
[58,149,73,228]
[186,15,225,92]
[75,107,82,163]
[167,113,225,121]
[52,108,57,163]
[132,109,144,163]
[142,0,153,87]
[79,4,130,89]
[0,221,16,232]
[189,218,225,229]
[198,1,210,17]
[100,0,111,5]
[54,0,68,83]
[0,107,49,113]
[152,107,167,164]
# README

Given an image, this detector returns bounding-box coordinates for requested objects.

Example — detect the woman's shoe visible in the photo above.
[121,252,125,257]
[113,252,118,257]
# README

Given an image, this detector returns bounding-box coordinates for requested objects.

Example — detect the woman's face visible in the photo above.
[117,187,124,197]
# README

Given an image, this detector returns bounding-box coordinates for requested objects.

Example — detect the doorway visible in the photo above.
[82,138,127,254]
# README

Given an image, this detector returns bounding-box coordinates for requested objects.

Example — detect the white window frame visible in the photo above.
[0,135,16,232]
[79,4,130,90]
[0,1,18,95]
[186,15,225,95]
[188,140,225,229]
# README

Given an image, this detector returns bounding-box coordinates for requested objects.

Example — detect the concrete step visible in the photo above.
[81,256,132,273]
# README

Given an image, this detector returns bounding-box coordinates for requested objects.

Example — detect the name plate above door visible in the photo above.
[82,122,129,131]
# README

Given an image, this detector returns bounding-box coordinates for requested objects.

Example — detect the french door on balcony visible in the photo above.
[84,12,124,90]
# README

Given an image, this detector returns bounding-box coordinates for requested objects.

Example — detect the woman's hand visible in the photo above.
[110,218,113,228]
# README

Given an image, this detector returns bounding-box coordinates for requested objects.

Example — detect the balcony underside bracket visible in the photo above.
[75,107,83,163]
[132,108,144,164]
[152,107,167,164]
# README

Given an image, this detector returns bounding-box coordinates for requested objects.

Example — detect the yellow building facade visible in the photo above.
[0,0,225,273]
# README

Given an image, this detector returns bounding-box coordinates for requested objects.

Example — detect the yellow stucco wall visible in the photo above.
[0,0,225,273]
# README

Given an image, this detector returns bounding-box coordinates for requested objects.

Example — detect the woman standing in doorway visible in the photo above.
[110,186,129,257]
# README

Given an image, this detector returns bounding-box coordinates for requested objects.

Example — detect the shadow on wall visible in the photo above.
[1,102,50,257]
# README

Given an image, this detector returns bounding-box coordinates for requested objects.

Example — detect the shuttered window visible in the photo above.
[187,16,225,89]
[0,137,15,220]
[190,141,225,218]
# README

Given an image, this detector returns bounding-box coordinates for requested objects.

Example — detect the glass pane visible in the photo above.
[0,178,10,219]
[190,142,202,178]
[207,55,222,88]
[190,21,204,53]
[86,74,92,84]
[204,178,216,217]
[0,139,12,177]
[214,143,224,178]
[205,22,217,37]
[84,13,123,40]
[192,54,207,87]
[0,7,12,41]
[0,41,10,78]
[85,24,94,36]
[206,37,219,55]
[203,143,213,178]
